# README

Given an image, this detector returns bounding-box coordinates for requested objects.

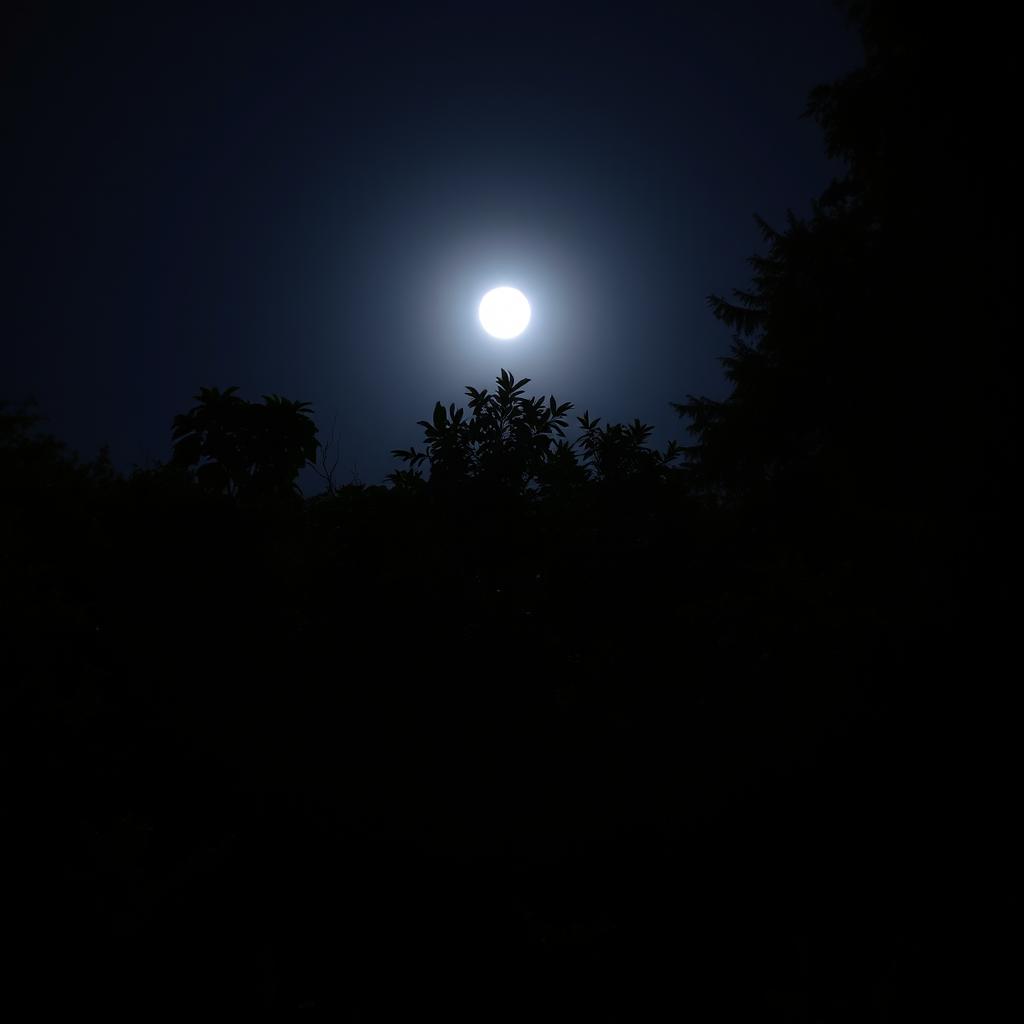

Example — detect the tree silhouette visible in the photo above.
[574,410,682,487]
[390,369,572,492]
[673,208,879,505]
[1,398,115,495]
[171,386,319,501]
[677,0,1015,521]
[391,368,680,494]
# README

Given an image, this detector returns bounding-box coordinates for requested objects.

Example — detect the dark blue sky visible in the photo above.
[4,2,862,486]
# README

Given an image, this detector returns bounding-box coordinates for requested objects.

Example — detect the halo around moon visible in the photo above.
[479,287,531,339]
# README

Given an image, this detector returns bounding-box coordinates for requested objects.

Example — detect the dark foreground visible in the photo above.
[3,471,1012,1018]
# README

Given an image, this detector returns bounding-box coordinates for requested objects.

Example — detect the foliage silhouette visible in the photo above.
[673,208,881,504]
[1,399,115,490]
[676,0,1015,526]
[390,368,680,494]
[170,386,319,502]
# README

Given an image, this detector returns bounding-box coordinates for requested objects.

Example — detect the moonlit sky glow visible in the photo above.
[2,3,861,485]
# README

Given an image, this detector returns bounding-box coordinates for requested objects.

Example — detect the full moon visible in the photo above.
[479,287,531,339]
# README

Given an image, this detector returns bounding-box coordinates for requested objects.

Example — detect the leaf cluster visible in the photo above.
[390,369,680,494]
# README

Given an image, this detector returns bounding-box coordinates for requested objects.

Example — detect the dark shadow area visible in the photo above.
[2,3,1015,1017]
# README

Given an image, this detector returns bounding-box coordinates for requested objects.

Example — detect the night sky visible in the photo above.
[4,2,862,486]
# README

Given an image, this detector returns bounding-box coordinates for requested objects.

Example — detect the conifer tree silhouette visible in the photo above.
[676,0,1015,519]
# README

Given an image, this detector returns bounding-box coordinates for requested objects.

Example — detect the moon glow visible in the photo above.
[478,287,531,339]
